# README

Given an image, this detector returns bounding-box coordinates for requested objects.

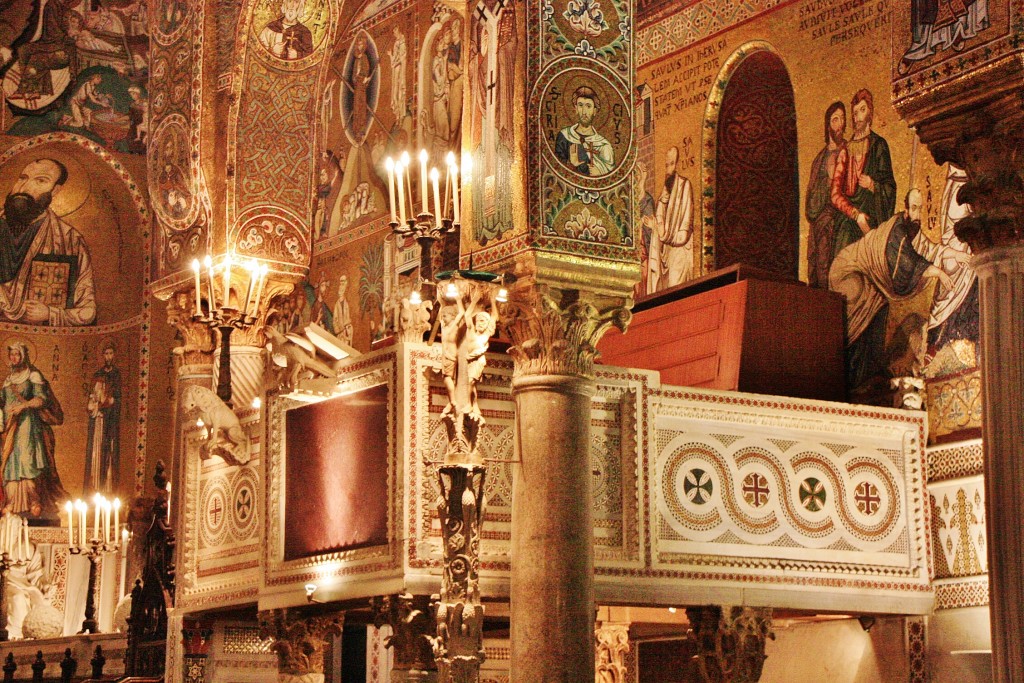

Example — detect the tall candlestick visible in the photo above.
[205,255,216,311]
[396,160,408,225]
[419,149,429,214]
[431,168,442,220]
[445,152,456,218]
[223,256,232,309]
[66,501,74,546]
[191,259,202,316]
[385,157,397,222]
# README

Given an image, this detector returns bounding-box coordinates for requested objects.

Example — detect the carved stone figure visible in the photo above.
[264,325,338,391]
[438,283,498,464]
[397,295,431,342]
[179,385,250,465]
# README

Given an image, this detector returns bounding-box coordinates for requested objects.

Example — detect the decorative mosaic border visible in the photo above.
[935,577,989,609]
[927,439,984,482]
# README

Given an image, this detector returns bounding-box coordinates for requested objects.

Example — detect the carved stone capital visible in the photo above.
[953,127,1024,253]
[371,593,437,675]
[166,290,215,367]
[258,608,344,679]
[685,606,774,683]
[595,623,630,683]
[502,285,631,380]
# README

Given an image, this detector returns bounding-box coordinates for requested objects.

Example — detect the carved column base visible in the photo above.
[685,606,774,683]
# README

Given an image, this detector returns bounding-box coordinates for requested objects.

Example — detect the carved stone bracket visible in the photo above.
[432,465,487,682]
[258,608,344,683]
[685,606,774,683]
[595,623,630,683]
[502,285,631,381]
[371,593,437,680]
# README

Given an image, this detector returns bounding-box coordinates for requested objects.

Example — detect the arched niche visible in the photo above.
[701,42,799,279]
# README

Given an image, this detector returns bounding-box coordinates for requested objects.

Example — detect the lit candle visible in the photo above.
[119,528,129,600]
[418,149,429,215]
[66,501,73,546]
[251,264,269,317]
[402,153,414,218]
[242,260,257,317]
[395,159,408,225]
[223,255,232,309]
[104,499,112,544]
[191,259,202,316]
[166,482,172,521]
[205,255,216,311]
[76,500,86,547]
[385,157,397,223]
[445,152,456,218]
[93,494,101,541]
[113,498,120,542]
[451,161,461,225]
[431,168,442,220]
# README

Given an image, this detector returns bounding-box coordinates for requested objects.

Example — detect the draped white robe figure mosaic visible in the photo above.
[554,86,614,177]
[439,284,498,463]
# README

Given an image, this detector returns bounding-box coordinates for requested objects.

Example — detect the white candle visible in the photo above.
[119,529,129,600]
[445,152,456,218]
[243,261,257,316]
[93,494,101,541]
[451,162,461,225]
[104,499,111,544]
[396,160,408,224]
[191,259,202,316]
[402,153,414,218]
[66,501,73,546]
[77,500,86,547]
[431,168,441,220]
[113,498,120,541]
[223,256,232,309]
[385,157,397,222]
[205,255,216,311]
[251,264,268,317]
[166,482,172,521]
[419,149,429,215]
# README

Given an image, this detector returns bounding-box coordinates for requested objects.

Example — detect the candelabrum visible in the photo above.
[65,494,125,635]
[190,256,270,407]
[0,514,32,642]
[386,150,466,305]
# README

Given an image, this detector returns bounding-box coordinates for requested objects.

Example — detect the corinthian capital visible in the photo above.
[950,126,1024,253]
[166,290,215,367]
[258,608,344,679]
[501,285,631,380]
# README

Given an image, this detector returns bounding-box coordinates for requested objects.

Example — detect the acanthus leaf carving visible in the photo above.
[258,608,344,678]
[502,285,631,380]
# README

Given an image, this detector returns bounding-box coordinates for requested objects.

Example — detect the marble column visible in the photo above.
[953,130,1024,683]
[504,290,631,682]
[259,608,345,683]
[371,593,437,682]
